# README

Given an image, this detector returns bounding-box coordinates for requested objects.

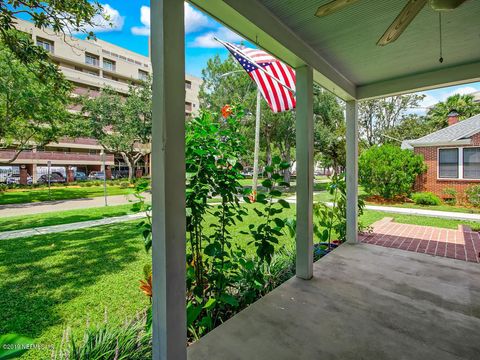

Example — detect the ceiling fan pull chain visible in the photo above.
[439,12,444,63]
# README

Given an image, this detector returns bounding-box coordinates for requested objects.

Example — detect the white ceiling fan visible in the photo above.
[315,0,468,46]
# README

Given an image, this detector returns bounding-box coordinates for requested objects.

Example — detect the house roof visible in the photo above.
[408,114,480,147]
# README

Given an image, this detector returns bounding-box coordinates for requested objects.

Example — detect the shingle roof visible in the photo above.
[409,114,480,146]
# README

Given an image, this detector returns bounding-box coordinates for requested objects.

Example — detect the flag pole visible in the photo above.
[252,88,262,199]
[214,37,295,95]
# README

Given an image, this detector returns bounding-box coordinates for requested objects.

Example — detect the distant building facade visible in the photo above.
[404,112,480,198]
[0,19,201,183]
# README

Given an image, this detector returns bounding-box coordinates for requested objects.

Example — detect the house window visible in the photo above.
[438,148,459,179]
[103,58,116,71]
[37,37,54,53]
[185,80,192,89]
[85,53,100,66]
[138,70,149,81]
[463,147,480,179]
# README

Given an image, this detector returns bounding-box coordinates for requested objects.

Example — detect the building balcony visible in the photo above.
[0,150,114,166]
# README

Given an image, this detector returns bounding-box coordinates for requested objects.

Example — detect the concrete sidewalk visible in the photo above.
[0,212,148,240]
[0,193,151,218]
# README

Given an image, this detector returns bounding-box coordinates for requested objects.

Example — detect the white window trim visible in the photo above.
[437,146,480,181]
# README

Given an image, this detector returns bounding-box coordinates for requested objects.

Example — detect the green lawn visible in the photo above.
[0,186,133,205]
[1,204,478,359]
[0,204,137,232]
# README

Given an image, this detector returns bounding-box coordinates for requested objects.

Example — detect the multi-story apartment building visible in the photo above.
[0,19,202,183]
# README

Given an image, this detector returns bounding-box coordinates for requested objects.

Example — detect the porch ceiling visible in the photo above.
[188,244,480,360]
[191,0,480,100]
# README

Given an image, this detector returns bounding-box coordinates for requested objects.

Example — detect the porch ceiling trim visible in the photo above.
[189,0,357,101]
[357,61,480,100]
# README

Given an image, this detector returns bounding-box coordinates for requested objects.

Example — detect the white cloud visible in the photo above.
[444,86,478,100]
[131,5,150,36]
[190,27,243,48]
[131,3,213,36]
[81,4,124,33]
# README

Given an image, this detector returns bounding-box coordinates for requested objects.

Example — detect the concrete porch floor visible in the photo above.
[188,243,480,360]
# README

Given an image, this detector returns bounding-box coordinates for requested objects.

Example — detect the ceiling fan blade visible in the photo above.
[315,0,360,17]
[377,0,428,46]
[429,0,467,11]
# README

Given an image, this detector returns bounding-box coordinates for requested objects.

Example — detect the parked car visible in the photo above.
[88,171,106,180]
[5,173,32,185]
[38,173,66,184]
[74,171,88,181]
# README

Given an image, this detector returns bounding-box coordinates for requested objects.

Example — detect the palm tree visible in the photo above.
[427,94,480,129]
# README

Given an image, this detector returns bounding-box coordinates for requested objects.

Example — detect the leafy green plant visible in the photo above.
[313,172,365,245]
[243,156,291,264]
[465,185,480,207]
[359,144,426,199]
[132,179,152,252]
[442,187,457,205]
[55,317,151,360]
[411,192,441,206]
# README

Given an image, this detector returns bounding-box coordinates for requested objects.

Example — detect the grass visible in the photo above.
[0,204,137,232]
[1,202,477,359]
[0,186,133,205]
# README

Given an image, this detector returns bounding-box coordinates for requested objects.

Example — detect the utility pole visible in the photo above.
[251,89,261,198]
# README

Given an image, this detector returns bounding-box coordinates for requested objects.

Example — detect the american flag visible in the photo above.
[221,41,296,113]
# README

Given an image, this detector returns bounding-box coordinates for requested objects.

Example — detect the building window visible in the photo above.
[103,58,116,71]
[438,148,459,179]
[85,53,100,66]
[185,80,192,89]
[37,37,54,53]
[138,70,149,81]
[463,147,480,179]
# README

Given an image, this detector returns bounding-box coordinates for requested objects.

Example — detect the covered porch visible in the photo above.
[188,243,480,359]
[149,0,480,359]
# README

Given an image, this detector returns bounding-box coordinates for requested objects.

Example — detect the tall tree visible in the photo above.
[0,1,106,88]
[358,94,424,146]
[82,80,152,181]
[383,114,434,144]
[313,86,346,172]
[0,40,71,162]
[427,94,480,129]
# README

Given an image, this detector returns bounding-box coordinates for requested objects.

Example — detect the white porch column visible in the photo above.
[346,100,359,243]
[151,1,186,360]
[295,65,314,279]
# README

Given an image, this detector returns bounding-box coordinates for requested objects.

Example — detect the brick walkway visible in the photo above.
[359,217,480,263]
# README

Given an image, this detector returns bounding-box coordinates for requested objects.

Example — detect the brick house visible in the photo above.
[404,111,480,199]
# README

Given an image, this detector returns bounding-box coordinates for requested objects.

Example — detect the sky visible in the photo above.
[27,1,480,115]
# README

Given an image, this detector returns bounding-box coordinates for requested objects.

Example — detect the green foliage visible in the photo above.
[313,173,365,244]
[427,94,480,130]
[442,187,457,205]
[313,86,346,170]
[132,179,152,252]
[0,184,6,194]
[55,317,151,360]
[242,156,291,264]
[411,192,441,206]
[82,80,152,181]
[359,144,426,199]
[0,39,72,160]
[384,114,434,144]
[359,94,425,146]
[0,333,33,360]
[465,185,480,208]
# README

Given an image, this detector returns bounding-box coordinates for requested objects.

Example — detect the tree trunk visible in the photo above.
[121,153,134,182]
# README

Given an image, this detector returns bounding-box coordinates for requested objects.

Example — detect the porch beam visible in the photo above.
[295,65,314,279]
[346,100,358,243]
[357,61,480,100]
[151,1,187,359]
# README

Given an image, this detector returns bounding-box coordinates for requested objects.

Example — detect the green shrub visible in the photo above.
[55,316,151,360]
[465,185,480,207]
[442,187,457,205]
[359,144,426,199]
[0,183,7,193]
[119,181,130,189]
[411,192,441,206]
